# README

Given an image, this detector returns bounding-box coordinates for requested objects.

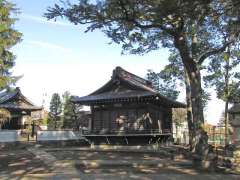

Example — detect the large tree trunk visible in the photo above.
[174,35,209,167]
[186,60,209,167]
[184,69,194,149]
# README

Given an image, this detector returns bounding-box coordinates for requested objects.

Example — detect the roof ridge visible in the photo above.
[113,66,152,86]
[112,66,157,93]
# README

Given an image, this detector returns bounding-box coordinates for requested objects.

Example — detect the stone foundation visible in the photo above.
[233,147,240,173]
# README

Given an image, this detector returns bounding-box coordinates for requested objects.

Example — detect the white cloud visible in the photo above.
[25,40,73,53]
[20,14,72,27]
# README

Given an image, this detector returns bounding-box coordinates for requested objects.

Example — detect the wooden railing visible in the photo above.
[82,129,171,135]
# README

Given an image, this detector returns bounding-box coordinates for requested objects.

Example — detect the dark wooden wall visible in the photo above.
[1,117,22,130]
[90,103,172,134]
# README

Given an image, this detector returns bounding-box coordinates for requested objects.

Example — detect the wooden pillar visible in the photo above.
[90,106,94,133]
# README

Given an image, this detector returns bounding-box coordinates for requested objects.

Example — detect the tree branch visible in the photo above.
[197,41,233,65]
[118,0,175,35]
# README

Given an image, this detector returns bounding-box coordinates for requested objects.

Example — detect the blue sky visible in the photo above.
[12,0,170,65]
[10,0,224,124]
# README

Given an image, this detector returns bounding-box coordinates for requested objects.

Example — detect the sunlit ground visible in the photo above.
[0,148,240,180]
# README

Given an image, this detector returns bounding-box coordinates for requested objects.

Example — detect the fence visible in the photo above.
[206,126,226,146]
[207,126,240,147]
[172,125,240,147]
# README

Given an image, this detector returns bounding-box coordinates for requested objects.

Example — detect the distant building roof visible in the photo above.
[0,87,42,111]
[72,66,185,108]
[229,103,240,114]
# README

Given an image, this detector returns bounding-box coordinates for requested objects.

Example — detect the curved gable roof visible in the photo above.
[91,66,156,95]
[72,66,185,108]
[0,87,42,111]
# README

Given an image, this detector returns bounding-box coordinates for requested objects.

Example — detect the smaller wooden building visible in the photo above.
[72,67,185,145]
[0,87,42,130]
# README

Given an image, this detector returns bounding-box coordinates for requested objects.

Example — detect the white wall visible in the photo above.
[0,130,21,142]
[37,130,84,141]
[172,121,189,144]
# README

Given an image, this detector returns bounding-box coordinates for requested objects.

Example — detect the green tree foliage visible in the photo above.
[45,0,240,160]
[62,91,73,128]
[62,91,83,129]
[146,69,179,101]
[48,93,62,129]
[204,44,240,145]
[0,0,22,90]
[205,49,240,103]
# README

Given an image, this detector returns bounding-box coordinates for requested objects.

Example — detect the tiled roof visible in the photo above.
[72,66,185,108]
[73,90,155,103]
[0,87,42,111]
[0,104,42,111]
[114,66,155,93]
[0,90,18,104]
[90,66,155,95]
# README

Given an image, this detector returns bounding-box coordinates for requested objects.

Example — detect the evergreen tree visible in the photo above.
[0,0,21,127]
[204,43,240,145]
[62,91,84,129]
[146,69,179,101]
[64,101,83,130]
[62,91,71,106]
[0,0,22,90]
[62,92,74,129]
[48,93,62,129]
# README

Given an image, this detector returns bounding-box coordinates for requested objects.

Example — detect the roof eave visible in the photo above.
[72,94,186,108]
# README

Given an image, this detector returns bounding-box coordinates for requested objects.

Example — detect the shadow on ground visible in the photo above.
[0,148,239,180]
[0,150,54,180]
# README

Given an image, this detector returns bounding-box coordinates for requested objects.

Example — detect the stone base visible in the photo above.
[37,139,90,148]
[192,153,219,172]
[233,147,240,173]
[90,144,176,152]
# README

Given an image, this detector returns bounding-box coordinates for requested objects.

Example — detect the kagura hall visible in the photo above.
[72,67,185,145]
